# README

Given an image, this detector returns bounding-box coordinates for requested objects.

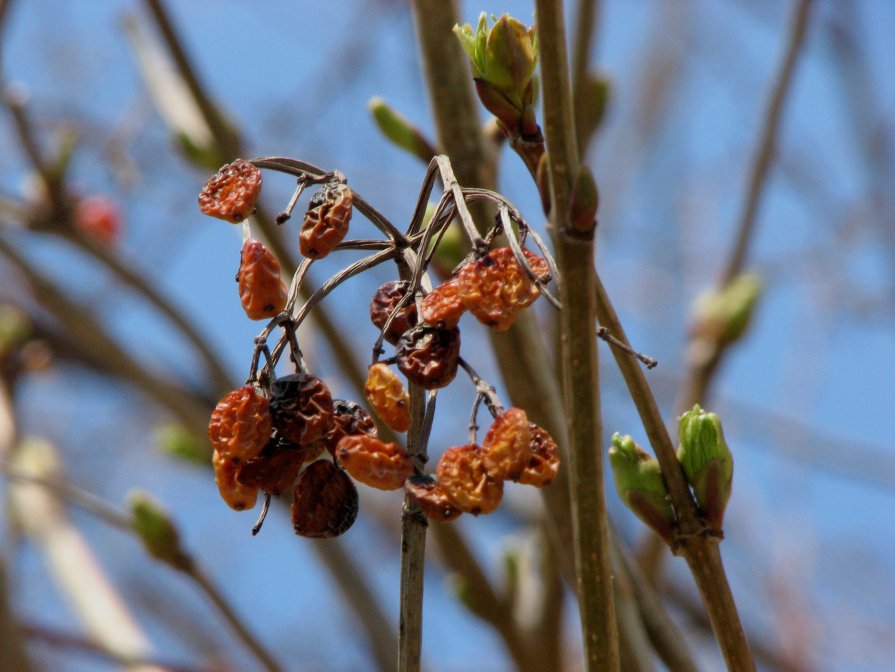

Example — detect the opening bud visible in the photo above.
[677,405,734,529]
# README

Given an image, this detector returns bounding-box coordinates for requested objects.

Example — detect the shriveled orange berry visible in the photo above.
[364,363,411,433]
[324,400,378,456]
[198,160,262,223]
[420,278,465,329]
[213,449,259,511]
[395,325,460,390]
[292,460,358,538]
[457,247,549,331]
[269,374,335,446]
[208,386,271,463]
[369,280,418,344]
[517,423,561,487]
[436,444,503,516]
[335,435,413,491]
[236,436,322,495]
[404,475,462,522]
[237,239,288,320]
[481,407,531,481]
[300,182,353,259]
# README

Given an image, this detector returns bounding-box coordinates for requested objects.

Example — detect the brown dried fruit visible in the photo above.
[481,407,531,481]
[517,423,561,487]
[269,374,335,446]
[213,449,259,511]
[324,400,378,456]
[395,325,460,390]
[364,363,411,433]
[236,437,323,495]
[291,460,358,538]
[335,435,413,491]
[300,182,353,259]
[237,239,288,320]
[420,278,466,329]
[208,386,271,463]
[198,160,262,223]
[404,475,462,522]
[457,247,549,331]
[436,444,503,516]
[369,280,418,344]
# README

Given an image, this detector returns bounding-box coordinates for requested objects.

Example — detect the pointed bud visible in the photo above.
[569,165,599,235]
[156,423,211,464]
[609,433,676,545]
[691,273,763,348]
[368,96,437,163]
[677,405,733,529]
[128,491,192,571]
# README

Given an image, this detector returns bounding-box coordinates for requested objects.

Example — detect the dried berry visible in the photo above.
[457,247,549,331]
[237,239,288,320]
[208,386,271,463]
[300,182,353,259]
[236,437,323,495]
[420,278,466,329]
[481,407,531,481]
[436,444,503,516]
[364,363,411,433]
[269,374,335,446]
[324,400,378,456]
[291,460,358,538]
[369,281,418,344]
[517,423,561,487]
[198,160,262,223]
[395,325,461,390]
[404,475,462,522]
[213,449,259,511]
[335,435,414,491]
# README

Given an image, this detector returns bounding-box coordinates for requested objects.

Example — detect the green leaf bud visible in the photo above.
[609,433,675,545]
[156,423,210,464]
[677,405,734,529]
[128,490,191,571]
[691,273,763,348]
[368,96,437,163]
[569,165,599,235]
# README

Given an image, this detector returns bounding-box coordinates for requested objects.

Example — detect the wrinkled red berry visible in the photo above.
[213,449,259,511]
[436,444,503,516]
[420,278,465,329]
[481,407,531,481]
[335,434,414,491]
[300,183,353,259]
[269,374,334,446]
[369,281,418,344]
[198,160,262,223]
[457,247,549,331]
[208,386,271,463]
[237,239,288,320]
[517,423,561,487]
[404,475,462,522]
[395,325,461,390]
[292,460,358,538]
[364,363,411,433]
[236,436,322,495]
[324,400,378,456]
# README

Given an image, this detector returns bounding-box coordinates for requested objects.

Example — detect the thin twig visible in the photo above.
[571,0,601,156]
[534,1,619,669]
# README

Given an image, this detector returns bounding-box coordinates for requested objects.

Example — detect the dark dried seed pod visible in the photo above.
[269,373,335,445]
[291,460,358,538]
[236,436,323,495]
[369,280,418,345]
[395,325,461,389]
[299,182,353,259]
[324,399,378,456]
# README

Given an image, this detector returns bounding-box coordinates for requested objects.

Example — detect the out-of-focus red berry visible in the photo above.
[74,196,121,245]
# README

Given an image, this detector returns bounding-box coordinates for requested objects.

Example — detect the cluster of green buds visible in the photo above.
[609,405,734,545]
[454,13,540,140]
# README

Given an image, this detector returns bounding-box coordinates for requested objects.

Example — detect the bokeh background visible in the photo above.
[1,1,893,671]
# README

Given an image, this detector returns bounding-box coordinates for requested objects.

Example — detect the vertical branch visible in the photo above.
[533,1,619,670]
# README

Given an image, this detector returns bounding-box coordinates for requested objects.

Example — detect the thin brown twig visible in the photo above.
[571,0,600,156]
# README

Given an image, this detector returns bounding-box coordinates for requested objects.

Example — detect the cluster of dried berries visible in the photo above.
[405,407,560,520]
[199,156,563,538]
